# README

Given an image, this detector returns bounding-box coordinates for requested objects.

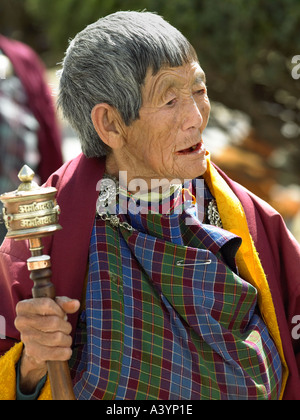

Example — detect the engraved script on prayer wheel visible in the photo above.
[0,165,62,240]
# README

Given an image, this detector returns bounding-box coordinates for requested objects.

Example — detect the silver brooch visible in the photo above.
[96,175,134,232]
[207,199,223,228]
[96,176,119,216]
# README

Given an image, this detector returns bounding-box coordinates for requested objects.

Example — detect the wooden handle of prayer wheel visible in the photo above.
[47,361,76,401]
[29,257,76,400]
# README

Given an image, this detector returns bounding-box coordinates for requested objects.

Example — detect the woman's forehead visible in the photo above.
[142,62,206,102]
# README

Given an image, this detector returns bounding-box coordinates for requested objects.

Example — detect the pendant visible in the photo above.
[96,175,119,216]
[207,199,223,228]
[96,175,134,232]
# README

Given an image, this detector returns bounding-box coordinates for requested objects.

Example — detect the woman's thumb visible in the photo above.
[55,296,81,314]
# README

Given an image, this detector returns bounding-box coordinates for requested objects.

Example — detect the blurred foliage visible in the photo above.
[1,0,300,183]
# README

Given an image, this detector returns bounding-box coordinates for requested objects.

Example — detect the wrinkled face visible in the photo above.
[117,61,211,184]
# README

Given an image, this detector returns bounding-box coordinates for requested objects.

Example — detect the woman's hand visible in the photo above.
[14,296,80,394]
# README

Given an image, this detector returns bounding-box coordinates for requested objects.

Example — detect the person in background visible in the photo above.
[0,35,63,243]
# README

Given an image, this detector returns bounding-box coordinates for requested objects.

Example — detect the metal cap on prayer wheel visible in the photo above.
[0,165,62,240]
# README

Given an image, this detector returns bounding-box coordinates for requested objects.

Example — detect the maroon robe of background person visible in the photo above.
[0,35,63,183]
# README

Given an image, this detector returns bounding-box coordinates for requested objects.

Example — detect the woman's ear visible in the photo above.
[91,103,125,150]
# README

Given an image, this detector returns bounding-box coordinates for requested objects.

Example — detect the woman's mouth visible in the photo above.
[176,142,204,155]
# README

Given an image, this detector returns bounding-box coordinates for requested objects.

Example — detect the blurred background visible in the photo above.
[0,0,300,241]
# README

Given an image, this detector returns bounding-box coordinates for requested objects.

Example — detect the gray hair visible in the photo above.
[58,11,198,158]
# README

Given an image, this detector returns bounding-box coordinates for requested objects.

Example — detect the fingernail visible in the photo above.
[57,296,72,302]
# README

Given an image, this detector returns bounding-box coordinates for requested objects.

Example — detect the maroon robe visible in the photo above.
[0,153,299,399]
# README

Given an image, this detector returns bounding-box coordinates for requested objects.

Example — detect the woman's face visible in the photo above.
[109,61,211,186]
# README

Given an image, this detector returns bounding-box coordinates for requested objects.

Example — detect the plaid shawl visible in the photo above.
[70,183,282,400]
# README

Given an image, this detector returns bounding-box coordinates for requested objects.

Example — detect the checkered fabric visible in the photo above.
[71,182,282,400]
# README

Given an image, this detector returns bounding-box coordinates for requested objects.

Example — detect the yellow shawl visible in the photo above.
[203,155,288,399]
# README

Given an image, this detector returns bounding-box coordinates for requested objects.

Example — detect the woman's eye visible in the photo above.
[194,89,206,96]
[166,98,177,106]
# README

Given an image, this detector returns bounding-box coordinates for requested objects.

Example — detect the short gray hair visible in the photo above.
[58,11,198,158]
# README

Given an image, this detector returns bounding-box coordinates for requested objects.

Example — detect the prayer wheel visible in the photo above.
[0,165,75,400]
[0,165,61,241]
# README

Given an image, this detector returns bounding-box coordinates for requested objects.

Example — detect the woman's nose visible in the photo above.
[181,97,203,131]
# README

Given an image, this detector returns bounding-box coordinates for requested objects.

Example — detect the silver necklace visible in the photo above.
[96,175,223,230]
[207,199,223,228]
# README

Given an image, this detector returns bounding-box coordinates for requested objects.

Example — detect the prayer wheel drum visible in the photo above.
[0,165,61,241]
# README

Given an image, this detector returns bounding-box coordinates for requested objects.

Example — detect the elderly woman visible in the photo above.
[0,11,299,400]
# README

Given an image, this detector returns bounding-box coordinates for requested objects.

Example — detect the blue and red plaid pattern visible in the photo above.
[70,181,282,400]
